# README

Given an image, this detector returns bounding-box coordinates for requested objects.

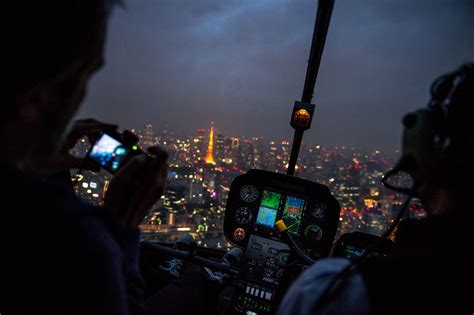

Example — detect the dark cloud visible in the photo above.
[80,0,473,152]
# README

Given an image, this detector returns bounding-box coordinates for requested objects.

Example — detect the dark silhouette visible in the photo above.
[3,1,168,314]
[279,64,474,314]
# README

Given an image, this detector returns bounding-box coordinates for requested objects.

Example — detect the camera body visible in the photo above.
[87,130,142,173]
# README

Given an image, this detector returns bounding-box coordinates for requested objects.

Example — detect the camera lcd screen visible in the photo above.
[89,133,130,172]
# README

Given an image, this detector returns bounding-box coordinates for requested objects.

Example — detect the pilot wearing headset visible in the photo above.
[278,64,474,314]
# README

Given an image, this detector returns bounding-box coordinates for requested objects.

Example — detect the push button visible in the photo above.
[251,243,262,250]
[268,248,278,255]
[265,292,272,301]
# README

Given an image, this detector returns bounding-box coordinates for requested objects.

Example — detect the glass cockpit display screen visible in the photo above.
[282,196,305,235]
[89,133,130,171]
[344,245,366,259]
[256,190,281,228]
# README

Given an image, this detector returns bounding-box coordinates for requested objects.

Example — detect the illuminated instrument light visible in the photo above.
[233,228,246,241]
[132,145,138,150]
[292,108,311,128]
[103,180,110,194]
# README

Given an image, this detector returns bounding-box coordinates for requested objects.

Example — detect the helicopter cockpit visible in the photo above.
[7,0,473,313]
[137,1,396,313]
[141,168,343,314]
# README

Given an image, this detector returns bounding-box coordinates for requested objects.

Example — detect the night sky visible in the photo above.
[80,0,473,152]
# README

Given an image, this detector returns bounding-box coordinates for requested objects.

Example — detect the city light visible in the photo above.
[71,123,406,248]
[177,227,191,232]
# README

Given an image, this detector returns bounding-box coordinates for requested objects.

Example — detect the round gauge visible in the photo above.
[311,202,328,220]
[276,251,290,266]
[240,185,259,203]
[235,206,253,225]
[233,228,246,241]
[304,224,323,241]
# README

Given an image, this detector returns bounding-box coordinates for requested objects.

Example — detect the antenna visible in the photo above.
[287,0,335,176]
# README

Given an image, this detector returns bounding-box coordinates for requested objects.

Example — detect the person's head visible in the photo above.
[400,63,474,215]
[6,0,115,166]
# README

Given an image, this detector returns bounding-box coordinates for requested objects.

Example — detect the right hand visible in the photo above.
[104,146,169,228]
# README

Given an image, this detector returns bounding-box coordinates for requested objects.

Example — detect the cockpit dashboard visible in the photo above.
[224,169,340,259]
[223,169,340,313]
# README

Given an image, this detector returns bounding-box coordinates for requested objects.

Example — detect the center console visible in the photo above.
[223,169,340,314]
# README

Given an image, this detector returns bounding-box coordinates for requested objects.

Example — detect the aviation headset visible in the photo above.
[313,63,474,311]
[383,63,474,196]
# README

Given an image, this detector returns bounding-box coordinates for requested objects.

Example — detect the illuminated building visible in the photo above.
[204,123,216,165]
[70,123,403,247]
[161,182,187,226]
[141,123,155,147]
[215,132,225,161]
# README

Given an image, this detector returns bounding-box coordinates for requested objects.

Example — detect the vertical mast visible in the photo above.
[287,0,335,176]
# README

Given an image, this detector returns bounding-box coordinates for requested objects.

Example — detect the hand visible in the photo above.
[28,118,117,174]
[104,146,169,228]
[63,118,118,152]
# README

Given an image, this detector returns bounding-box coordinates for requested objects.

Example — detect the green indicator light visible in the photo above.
[132,145,138,150]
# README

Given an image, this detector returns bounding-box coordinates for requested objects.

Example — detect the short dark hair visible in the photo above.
[12,0,111,98]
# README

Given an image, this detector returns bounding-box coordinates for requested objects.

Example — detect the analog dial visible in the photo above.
[311,202,327,220]
[304,224,323,241]
[235,206,253,225]
[276,250,290,266]
[240,185,259,203]
[233,228,246,241]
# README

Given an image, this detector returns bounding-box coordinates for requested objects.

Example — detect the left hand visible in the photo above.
[28,118,118,174]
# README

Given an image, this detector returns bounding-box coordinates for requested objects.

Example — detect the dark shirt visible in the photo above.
[360,215,474,314]
[0,168,145,314]
[279,215,474,314]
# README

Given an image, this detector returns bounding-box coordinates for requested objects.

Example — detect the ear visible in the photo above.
[19,82,58,122]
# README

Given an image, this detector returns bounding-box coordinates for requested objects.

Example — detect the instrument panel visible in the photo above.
[333,232,394,260]
[224,169,340,262]
[223,170,340,313]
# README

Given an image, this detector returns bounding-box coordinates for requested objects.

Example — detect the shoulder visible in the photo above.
[0,170,122,256]
[278,258,370,315]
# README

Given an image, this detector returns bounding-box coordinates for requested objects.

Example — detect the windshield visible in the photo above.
[73,0,471,249]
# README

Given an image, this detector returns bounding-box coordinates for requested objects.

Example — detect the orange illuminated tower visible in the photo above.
[204,123,216,165]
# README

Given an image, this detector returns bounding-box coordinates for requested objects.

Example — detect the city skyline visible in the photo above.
[80,0,473,151]
[72,122,420,248]
[131,121,403,159]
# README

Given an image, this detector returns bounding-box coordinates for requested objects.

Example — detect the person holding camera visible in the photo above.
[3,1,167,314]
[278,64,474,314]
